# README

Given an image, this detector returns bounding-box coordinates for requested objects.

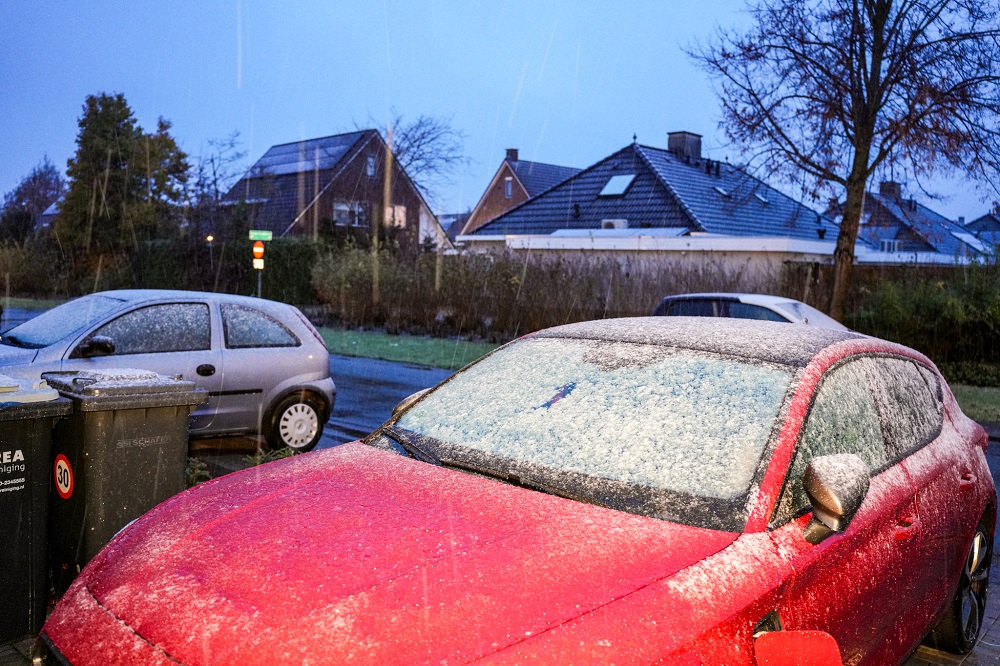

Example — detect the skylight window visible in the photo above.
[713,186,730,197]
[754,193,769,204]
[599,174,636,196]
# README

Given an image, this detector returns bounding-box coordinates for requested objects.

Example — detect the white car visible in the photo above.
[652,293,848,330]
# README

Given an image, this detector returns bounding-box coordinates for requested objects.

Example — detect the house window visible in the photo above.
[384,205,406,228]
[366,155,376,178]
[599,174,636,197]
[504,177,513,199]
[333,202,366,227]
[880,239,900,253]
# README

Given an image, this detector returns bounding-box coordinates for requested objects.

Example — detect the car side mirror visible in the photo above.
[754,630,842,666]
[802,453,869,544]
[392,388,429,417]
[78,335,116,358]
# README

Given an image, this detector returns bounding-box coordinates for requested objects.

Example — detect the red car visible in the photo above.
[42,318,994,665]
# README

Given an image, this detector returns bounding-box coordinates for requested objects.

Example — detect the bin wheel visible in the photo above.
[266,392,325,452]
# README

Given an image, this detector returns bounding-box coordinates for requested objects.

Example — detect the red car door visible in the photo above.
[868,357,983,640]
[768,358,922,665]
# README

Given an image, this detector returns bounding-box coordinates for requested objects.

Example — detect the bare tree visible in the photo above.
[1,156,65,241]
[693,0,1000,318]
[188,131,247,239]
[363,112,468,203]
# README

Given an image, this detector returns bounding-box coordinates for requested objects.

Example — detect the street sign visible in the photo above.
[253,258,264,270]
[252,241,265,259]
[249,230,273,241]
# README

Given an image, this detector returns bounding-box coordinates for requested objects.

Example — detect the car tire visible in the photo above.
[266,391,326,453]
[926,520,992,654]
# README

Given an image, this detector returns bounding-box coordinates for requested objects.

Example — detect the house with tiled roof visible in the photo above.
[223,130,451,257]
[459,149,580,235]
[461,132,981,268]
[469,133,836,241]
[826,181,985,261]
[967,207,1000,252]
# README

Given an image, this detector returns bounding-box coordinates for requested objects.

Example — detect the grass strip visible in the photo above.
[319,327,502,370]
[1,296,67,310]
[952,384,1000,424]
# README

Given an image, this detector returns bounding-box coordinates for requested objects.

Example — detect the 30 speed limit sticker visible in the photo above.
[54,454,74,499]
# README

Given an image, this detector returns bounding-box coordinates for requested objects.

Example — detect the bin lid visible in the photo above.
[0,374,60,403]
[42,369,198,397]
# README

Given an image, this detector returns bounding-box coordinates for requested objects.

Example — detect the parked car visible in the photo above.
[653,292,849,330]
[0,289,334,451]
[42,318,993,664]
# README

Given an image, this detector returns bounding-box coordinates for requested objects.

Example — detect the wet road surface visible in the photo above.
[318,354,453,448]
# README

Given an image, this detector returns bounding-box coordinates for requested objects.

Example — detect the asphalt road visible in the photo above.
[317,354,453,448]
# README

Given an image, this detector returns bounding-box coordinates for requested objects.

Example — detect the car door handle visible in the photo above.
[895,516,919,543]
[196,364,216,377]
[960,472,977,493]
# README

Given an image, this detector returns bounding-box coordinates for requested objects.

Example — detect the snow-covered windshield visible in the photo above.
[0,294,123,348]
[376,336,794,532]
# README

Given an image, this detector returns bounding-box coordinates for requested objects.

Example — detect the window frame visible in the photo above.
[220,303,301,350]
[768,353,946,529]
[72,301,212,358]
[864,355,944,462]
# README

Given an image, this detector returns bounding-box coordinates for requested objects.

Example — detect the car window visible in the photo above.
[866,357,943,459]
[729,302,789,322]
[221,304,300,349]
[83,303,211,355]
[664,299,721,317]
[773,359,888,523]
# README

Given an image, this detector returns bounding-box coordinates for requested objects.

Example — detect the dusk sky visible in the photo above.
[2,1,994,221]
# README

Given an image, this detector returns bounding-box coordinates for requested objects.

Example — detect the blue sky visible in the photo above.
[1,1,993,221]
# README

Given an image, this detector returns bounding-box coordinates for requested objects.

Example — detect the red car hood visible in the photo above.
[77,443,737,665]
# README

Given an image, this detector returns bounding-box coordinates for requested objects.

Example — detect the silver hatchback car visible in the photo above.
[0,290,335,452]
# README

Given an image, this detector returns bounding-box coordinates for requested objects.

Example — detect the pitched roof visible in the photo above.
[472,143,838,242]
[858,193,981,256]
[223,131,376,233]
[968,211,1000,234]
[249,131,370,177]
[635,145,835,240]
[509,160,581,197]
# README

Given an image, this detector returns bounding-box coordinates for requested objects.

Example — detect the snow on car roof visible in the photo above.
[535,316,863,368]
[85,289,293,313]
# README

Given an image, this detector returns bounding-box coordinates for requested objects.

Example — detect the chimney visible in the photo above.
[506,148,519,162]
[667,131,702,162]
[959,216,966,225]
[879,181,902,200]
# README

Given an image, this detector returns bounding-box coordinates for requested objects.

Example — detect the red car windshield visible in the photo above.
[375,337,795,532]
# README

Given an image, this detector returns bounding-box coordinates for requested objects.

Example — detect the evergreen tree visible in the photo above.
[56,93,188,260]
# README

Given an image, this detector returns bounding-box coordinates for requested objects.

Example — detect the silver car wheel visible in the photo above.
[961,529,990,643]
[279,402,319,449]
